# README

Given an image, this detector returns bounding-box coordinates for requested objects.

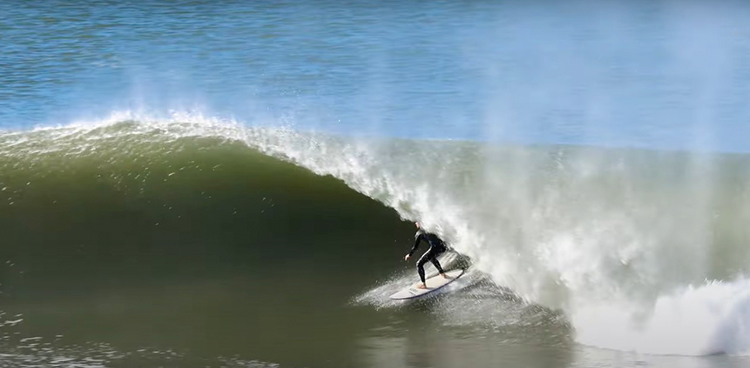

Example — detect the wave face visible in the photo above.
[2,113,750,359]
[0,113,408,297]
[0,114,416,367]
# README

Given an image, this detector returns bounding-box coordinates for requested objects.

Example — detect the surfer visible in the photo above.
[404,222,449,289]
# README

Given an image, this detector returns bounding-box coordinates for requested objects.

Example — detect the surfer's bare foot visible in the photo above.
[441,273,450,279]
[417,283,427,289]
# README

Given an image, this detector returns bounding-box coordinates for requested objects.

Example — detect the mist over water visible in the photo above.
[3,0,750,367]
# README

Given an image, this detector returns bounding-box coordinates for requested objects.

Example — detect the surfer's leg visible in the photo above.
[429,254,444,274]
[429,251,449,278]
[416,252,430,284]
[431,259,446,277]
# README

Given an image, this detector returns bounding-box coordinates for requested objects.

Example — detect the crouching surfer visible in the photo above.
[404,221,450,289]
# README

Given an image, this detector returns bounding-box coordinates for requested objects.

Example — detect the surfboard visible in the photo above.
[389,268,465,300]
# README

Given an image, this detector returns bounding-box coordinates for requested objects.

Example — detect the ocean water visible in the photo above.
[2,1,750,367]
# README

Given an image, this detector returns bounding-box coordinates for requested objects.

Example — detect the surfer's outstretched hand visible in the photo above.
[404,254,410,261]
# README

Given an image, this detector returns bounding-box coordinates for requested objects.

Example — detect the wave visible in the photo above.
[2,111,750,356]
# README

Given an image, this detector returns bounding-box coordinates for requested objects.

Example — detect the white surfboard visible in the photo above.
[389,269,465,300]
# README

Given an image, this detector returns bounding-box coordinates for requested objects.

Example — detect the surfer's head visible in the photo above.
[415,221,421,229]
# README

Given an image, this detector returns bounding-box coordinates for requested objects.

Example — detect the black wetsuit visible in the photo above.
[408,229,447,284]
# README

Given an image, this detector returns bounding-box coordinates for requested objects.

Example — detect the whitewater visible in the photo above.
[229,114,750,357]
[6,111,749,358]
[231,113,750,356]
